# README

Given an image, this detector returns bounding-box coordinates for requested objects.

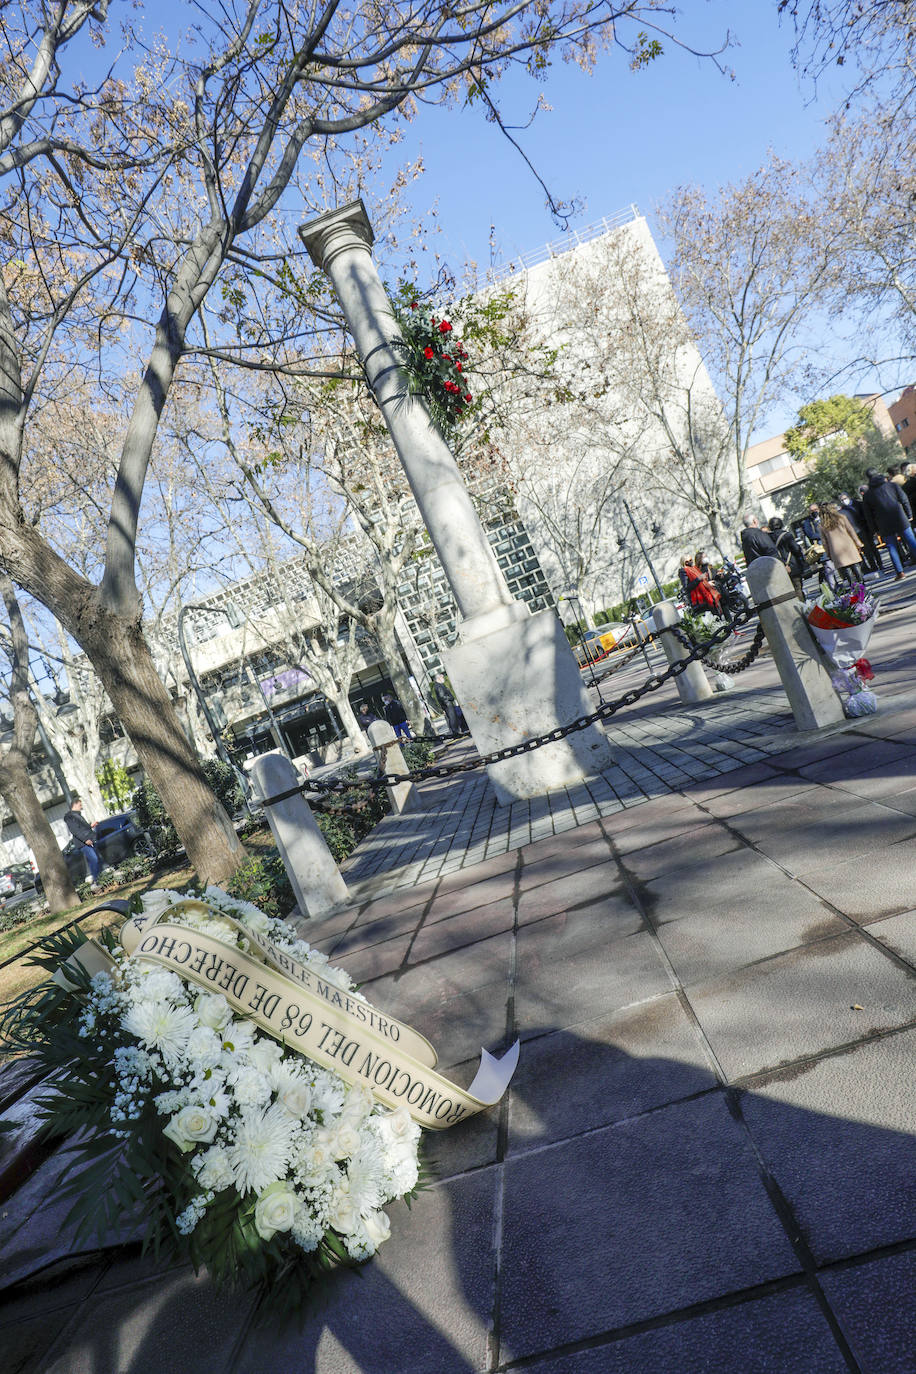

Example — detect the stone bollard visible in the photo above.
[247,751,350,919]
[745,557,845,731]
[367,721,420,814]
[651,600,714,703]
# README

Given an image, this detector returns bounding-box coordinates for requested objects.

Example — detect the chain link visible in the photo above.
[666,620,766,675]
[257,604,759,809]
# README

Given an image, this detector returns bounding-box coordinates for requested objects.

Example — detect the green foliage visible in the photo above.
[226,851,295,920]
[784,395,874,458]
[784,393,903,503]
[389,283,480,434]
[315,768,389,864]
[96,760,134,811]
[401,739,435,772]
[134,759,244,860]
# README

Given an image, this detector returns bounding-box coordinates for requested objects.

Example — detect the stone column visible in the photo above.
[745,557,845,731]
[247,752,350,919]
[367,720,420,814]
[651,601,713,703]
[300,201,613,804]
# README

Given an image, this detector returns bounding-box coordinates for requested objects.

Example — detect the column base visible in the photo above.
[443,608,614,805]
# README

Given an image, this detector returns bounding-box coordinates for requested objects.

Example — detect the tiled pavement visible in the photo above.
[3,585,916,1372]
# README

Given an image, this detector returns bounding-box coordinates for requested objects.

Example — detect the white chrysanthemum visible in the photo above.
[228,1064,272,1109]
[123,1000,196,1068]
[134,967,185,1004]
[311,1070,346,1119]
[346,1141,386,1214]
[228,1104,298,1195]
[221,1020,256,1056]
[185,1026,223,1070]
[319,963,354,992]
[386,1149,419,1195]
[194,1145,234,1192]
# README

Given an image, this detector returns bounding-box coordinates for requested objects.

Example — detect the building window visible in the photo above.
[896,418,910,431]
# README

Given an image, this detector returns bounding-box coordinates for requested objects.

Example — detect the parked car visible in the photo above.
[0,862,38,905]
[35,810,155,895]
[573,623,637,667]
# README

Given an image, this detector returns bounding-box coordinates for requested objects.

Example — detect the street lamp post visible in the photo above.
[621,498,666,600]
[558,592,603,701]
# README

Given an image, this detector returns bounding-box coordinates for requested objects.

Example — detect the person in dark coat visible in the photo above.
[799,504,821,545]
[861,468,916,579]
[838,492,883,572]
[381,692,412,741]
[430,672,464,735]
[767,517,806,598]
[63,797,102,888]
[739,515,778,565]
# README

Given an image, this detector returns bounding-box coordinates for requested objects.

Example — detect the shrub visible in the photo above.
[226,852,295,920]
[402,739,434,771]
[97,760,134,811]
[134,759,245,861]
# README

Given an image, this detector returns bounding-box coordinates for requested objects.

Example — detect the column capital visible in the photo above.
[298,199,374,272]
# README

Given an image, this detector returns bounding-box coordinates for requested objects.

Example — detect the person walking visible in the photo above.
[818,503,865,587]
[767,517,806,598]
[861,468,916,580]
[381,692,412,741]
[63,796,102,891]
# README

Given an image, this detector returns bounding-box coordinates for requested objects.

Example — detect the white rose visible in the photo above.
[331,1121,362,1160]
[361,1208,391,1250]
[194,993,232,1031]
[382,1106,416,1142]
[253,1181,298,1241]
[279,1082,312,1118]
[174,1104,218,1145]
[244,911,270,937]
[328,1192,360,1234]
[162,1117,194,1152]
[248,1038,283,1073]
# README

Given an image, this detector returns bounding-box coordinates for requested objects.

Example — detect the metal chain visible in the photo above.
[666,620,766,675]
[257,602,758,810]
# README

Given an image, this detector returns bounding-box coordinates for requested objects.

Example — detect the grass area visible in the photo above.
[0,827,277,1014]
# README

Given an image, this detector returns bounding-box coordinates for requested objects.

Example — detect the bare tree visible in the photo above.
[658,155,841,514]
[0,577,78,913]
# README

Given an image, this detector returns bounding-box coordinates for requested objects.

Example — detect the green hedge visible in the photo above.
[134,759,244,861]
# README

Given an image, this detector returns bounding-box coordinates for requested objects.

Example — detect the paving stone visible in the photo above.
[406,897,515,962]
[424,870,518,921]
[233,1170,496,1374]
[609,805,712,856]
[620,823,744,882]
[867,908,916,963]
[687,933,916,1080]
[517,836,614,890]
[329,904,428,956]
[38,1267,255,1374]
[796,838,916,922]
[739,1031,916,1263]
[507,993,716,1150]
[514,931,672,1036]
[729,793,916,872]
[516,862,622,926]
[698,777,818,818]
[516,892,644,965]
[652,891,845,987]
[820,1251,916,1374]
[499,1094,799,1358]
[331,932,413,982]
[518,1287,847,1374]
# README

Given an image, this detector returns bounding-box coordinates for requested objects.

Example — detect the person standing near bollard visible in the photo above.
[818,503,865,588]
[739,514,778,566]
[63,796,102,891]
[430,671,462,735]
[767,517,806,600]
[381,692,412,741]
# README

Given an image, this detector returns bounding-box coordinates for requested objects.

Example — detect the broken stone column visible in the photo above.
[651,601,714,704]
[745,557,845,731]
[367,720,421,814]
[299,201,613,804]
[247,751,350,919]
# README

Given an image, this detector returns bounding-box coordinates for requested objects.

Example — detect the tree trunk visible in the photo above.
[0,752,78,912]
[80,611,245,884]
[332,692,370,755]
[372,616,426,734]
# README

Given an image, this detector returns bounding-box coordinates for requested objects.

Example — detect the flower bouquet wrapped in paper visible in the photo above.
[806,583,878,665]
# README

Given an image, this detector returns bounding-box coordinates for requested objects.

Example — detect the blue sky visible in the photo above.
[380,3,844,273]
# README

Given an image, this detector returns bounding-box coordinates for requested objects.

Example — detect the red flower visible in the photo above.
[455,362,462,372]
[464,393,472,402]
[410,301,418,309]
[438,320,452,333]
[423,346,434,359]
